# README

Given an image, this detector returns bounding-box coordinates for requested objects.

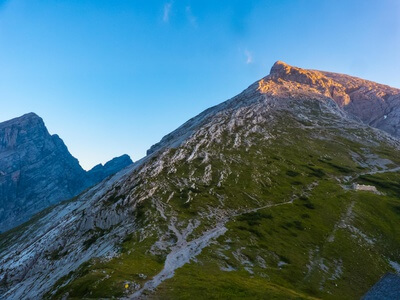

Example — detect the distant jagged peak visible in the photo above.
[87,154,133,179]
[8,112,42,123]
[20,112,40,119]
[0,112,50,151]
[0,112,134,232]
[0,112,44,129]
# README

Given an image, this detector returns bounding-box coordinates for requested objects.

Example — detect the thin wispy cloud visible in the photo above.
[186,6,197,28]
[163,2,172,23]
[244,49,253,64]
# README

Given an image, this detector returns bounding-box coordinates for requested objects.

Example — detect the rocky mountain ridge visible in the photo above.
[148,61,400,156]
[264,61,400,135]
[87,154,133,184]
[0,113,133,232]
[1,62,400,299]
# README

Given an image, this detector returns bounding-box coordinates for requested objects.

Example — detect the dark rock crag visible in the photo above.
[0,113,132,232]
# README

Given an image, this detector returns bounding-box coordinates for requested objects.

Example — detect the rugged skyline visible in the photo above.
[1,0,399,169]
[0,112,132,232]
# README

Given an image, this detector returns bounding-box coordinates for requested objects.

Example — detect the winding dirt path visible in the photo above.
[127,183,319,299]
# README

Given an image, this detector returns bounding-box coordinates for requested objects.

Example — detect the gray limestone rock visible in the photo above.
[0,113,132,232]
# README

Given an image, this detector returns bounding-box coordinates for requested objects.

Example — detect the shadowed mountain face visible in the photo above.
[0,113,132,232]
[1,63,400,300]
[87,154,132,184]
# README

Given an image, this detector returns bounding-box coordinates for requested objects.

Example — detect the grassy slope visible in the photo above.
[152,123,400,299]
[47,107,400,299]
[158,180,400,300]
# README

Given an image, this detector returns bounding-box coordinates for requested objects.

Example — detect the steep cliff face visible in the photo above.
[1,63,400,300]
[0,113,87,232]
[0,113,132,232]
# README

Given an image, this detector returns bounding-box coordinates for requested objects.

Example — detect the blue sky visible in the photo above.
[0,0,399,169]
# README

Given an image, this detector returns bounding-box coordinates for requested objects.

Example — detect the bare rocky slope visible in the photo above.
[0,113,133,232]
[270,61,400,136]
[1,62,400,299]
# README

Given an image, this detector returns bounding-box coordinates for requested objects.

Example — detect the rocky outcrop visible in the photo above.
[264,61,400,137]
[0,113,132,232]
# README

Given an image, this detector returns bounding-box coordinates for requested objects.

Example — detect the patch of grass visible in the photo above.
[46,249,65,261]
[303,203,315,210]
[358,173,400,197]
[156,176,400,299]
[49,230,165,299]
[155,264,318,300]
[104,191,125,206]
[82,227,107,250]
[237,211,273,226]
[286,170,300,177]
[307,166,326,178]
